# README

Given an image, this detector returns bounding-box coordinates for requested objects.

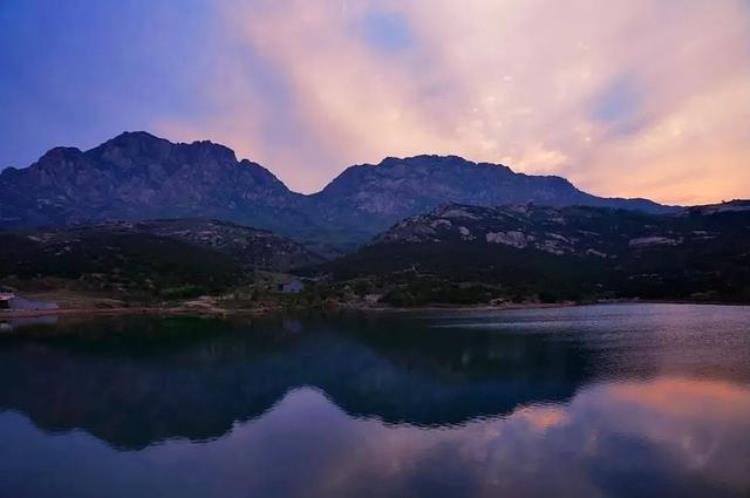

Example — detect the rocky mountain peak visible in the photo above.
[87,131,240,172]
[87,131,174,169]
[377,154,508,170]
[184,139,238,164]
[96,130,171,153]
[34,146,84,166]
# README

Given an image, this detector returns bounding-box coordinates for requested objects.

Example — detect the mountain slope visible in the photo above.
[1,132,677,251]
[0,227,243,295]
[0,132,312,235]
[308,155,674,245]
[119,219,325,271]
[0,218,323,287]
[320,201,750,303]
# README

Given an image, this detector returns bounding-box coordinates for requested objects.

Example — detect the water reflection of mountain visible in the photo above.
[0,315,594,450]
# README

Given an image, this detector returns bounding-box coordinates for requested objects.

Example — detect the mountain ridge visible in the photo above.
[1,131,682,251]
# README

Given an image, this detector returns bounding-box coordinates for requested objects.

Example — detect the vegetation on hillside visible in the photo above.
[312,202,750,305]
[2,201,749,310]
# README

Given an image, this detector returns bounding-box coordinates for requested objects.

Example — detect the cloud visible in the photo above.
[151,0,750,203]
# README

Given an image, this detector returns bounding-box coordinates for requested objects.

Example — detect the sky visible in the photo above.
[1,0,749,204]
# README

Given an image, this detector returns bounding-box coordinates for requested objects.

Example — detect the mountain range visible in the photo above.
[0,131,675,253]
[1,131,748,304]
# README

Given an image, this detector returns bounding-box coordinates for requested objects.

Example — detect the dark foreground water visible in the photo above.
[0,304,749,498]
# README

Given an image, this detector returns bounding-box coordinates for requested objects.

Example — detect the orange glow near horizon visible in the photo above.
[154,0,750,204]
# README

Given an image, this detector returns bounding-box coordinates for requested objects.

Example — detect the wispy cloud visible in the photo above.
[155,0,750,202]
[4,0,748,203]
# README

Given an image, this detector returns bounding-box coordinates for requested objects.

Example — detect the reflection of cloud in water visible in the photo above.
[202,378,750,497]
[1,377,748,498]
[1,305,749,497]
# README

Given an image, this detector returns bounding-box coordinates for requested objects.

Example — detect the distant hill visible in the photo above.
[319,201,750,304]
[1,132,676,252]
[0,226,242,296]
[0,219,324,297]
[116,219,325,271]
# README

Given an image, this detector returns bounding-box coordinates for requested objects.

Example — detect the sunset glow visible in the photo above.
[2,0,749,202]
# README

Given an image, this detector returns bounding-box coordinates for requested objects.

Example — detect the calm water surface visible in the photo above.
[0,304,749,497]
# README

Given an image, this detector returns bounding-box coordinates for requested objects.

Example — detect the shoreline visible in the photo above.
[0,305,273,320]
[2,299,747,321]
[336,302,573,314]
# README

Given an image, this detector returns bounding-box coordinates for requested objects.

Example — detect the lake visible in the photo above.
[0,304,749,497]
